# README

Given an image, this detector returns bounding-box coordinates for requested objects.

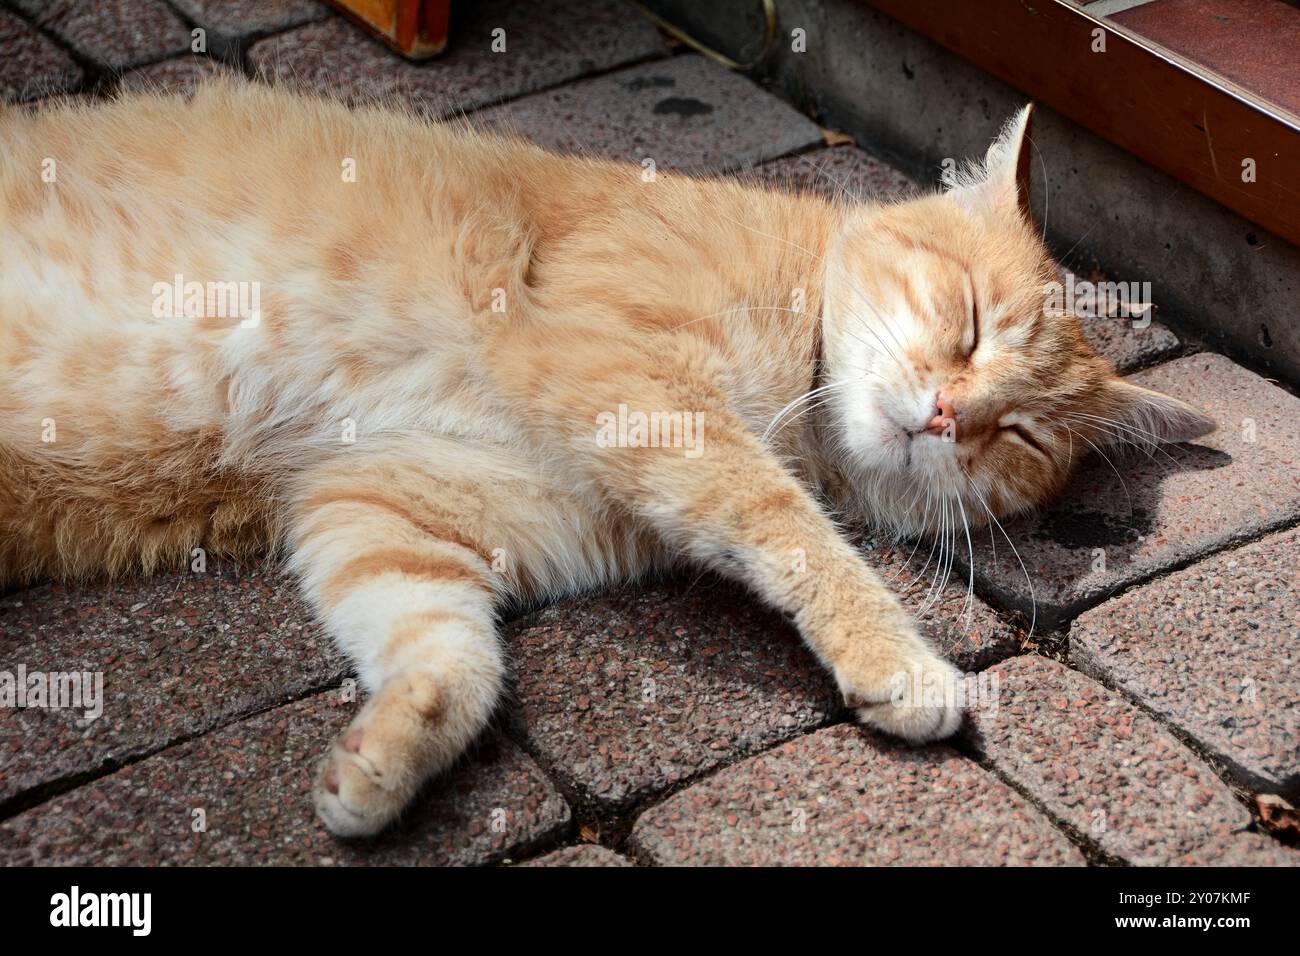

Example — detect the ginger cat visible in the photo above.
[0,82,1212,836]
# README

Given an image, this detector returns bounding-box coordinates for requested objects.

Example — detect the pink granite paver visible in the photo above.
[10,0,191,70]
[0,8,83,103]
[1072,525,1300,795]
[474,54,823,172]
[505,576,840,814]
[170,0,328,54]
[520,845,632,867]
[0,565,345,806]
[506,536,1020,815]
[630,723,1085,866]
[248,0,665,117]
[968,656,1294,865]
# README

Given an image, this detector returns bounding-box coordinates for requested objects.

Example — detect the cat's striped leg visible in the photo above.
[287,472,506,838]
[622,435,965,742]
[632,435,965,741]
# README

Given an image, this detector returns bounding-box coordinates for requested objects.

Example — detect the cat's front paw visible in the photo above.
[836,643,965,743]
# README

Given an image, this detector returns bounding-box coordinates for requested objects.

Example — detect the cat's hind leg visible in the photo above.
[287,454,507,838]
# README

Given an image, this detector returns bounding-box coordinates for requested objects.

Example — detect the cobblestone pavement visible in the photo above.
[1,0,1295,866]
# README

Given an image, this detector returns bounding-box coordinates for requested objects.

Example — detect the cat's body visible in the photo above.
[0,81,1212,835]
[1,83,832,585]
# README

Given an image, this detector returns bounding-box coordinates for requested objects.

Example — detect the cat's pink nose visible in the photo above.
[924,395,958,438]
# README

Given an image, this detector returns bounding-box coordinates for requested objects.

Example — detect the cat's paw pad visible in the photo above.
[844,654,965,743]
[313,735,411,838]
[312,672,444,838]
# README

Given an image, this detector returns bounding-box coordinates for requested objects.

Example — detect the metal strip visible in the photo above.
[1086,0,1161,18]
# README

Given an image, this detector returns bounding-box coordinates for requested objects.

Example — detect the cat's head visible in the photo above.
[820,105,1213,535]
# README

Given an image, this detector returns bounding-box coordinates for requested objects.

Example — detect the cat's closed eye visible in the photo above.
[1000,420,1050,458]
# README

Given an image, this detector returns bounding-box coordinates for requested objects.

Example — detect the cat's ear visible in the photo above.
[951,103,1034,220]
[1095,378,1217,447]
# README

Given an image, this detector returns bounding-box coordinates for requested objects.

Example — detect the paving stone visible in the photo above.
[967,655,1273,865]
[11,0,192,70]
[506,545,1017,814]
[0,563,346,806]
[0,7,84,103]
[169,0,328,58]
[248,0,664,117]
[474,54,823,173]
[119,53,234,95]
[519,844,632,867]
[1076,313,1181,374]
[1072,525,1300,796]
[0,692,570,865]
[629,723,1084,865]
[747,144,919,202]
[969,354,1300,625]
[504,576,839,814]
[1178,833,1298,866]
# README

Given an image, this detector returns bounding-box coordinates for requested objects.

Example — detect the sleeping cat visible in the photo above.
[0,81,1212,836]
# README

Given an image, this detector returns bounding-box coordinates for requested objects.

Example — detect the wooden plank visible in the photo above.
[862,0,1300,247]
[326,0,450,59]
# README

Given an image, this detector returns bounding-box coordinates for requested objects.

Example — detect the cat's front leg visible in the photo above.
[702,463,967,738]
[782,540,966,742]
[549,377,963,742]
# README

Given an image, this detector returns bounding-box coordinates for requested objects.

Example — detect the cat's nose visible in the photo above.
[924,394,958,438]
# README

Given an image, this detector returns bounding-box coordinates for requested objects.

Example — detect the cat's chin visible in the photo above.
[835,461,926,535]
[837,454,991,542]
[841,419,914,478]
